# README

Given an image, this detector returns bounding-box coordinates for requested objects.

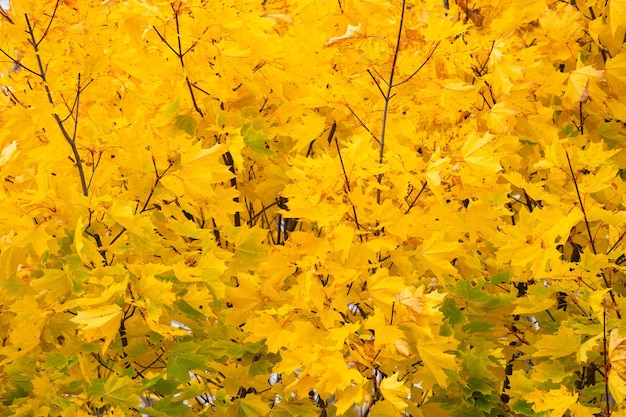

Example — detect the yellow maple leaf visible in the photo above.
[74,216,104,263]
[363,307,406,348]
[512,292,555,315]
[63,278,128,309]
[379,373,410,411]
[567,401,601,417]
[564,65,604,105]
[461,132,502,173]
[525,386,578,417]
[0,140,18,166]
[533,326,580,359]
[417,231,461,281]
[610,0,626,37]
[2,318,44,362]
[588,288,612,323]
[329,223,354,262]
[605,52,626,92]
[417,340,457,387]
[577,333,603,363]
[420,15,469,41]
[609,329,626,403]
[367,269,403,307]
[70,304,123,353]
[244,313,293,354]
[394,338,412,357]
[335,385,366,415]
[488,102,517,134]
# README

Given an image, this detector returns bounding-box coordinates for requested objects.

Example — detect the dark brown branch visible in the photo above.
[607,231,626,256]
[25,12,89,196]
[404,182,428,214]
[0,48,39,76]
[0,6,14,24]
[105,158,174,253]
[376,0,407,205]
[152,26,178,55]
[367,69,386,98]
[139,158,175,214]
[247,200,280,226]
[36,0,60,48]
[565,150,620,319]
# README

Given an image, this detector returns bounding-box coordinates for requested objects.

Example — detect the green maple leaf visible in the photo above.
[174,113,198,135]
[241,123,274,156]
[103,375,139,409]
[167,340,218,383]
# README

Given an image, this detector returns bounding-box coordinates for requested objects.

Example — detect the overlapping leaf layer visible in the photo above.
[1,0,625,416]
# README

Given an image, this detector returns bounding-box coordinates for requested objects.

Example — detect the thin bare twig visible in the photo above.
[602,307,612,417]
[152,5,204,117]
[392,41,440,88]
[0,49,39,76]
[404,182,428,214]
[375,0,407,205]
[565,149,620,319]
[346,105,380,144]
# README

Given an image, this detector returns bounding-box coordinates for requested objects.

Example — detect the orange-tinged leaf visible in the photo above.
[395,338,412,357]
[397,287,424,315]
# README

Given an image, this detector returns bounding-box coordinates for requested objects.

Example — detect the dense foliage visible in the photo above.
[1,0,625,416]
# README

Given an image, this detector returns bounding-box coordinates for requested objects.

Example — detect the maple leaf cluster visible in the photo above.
[0,0,625,416]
